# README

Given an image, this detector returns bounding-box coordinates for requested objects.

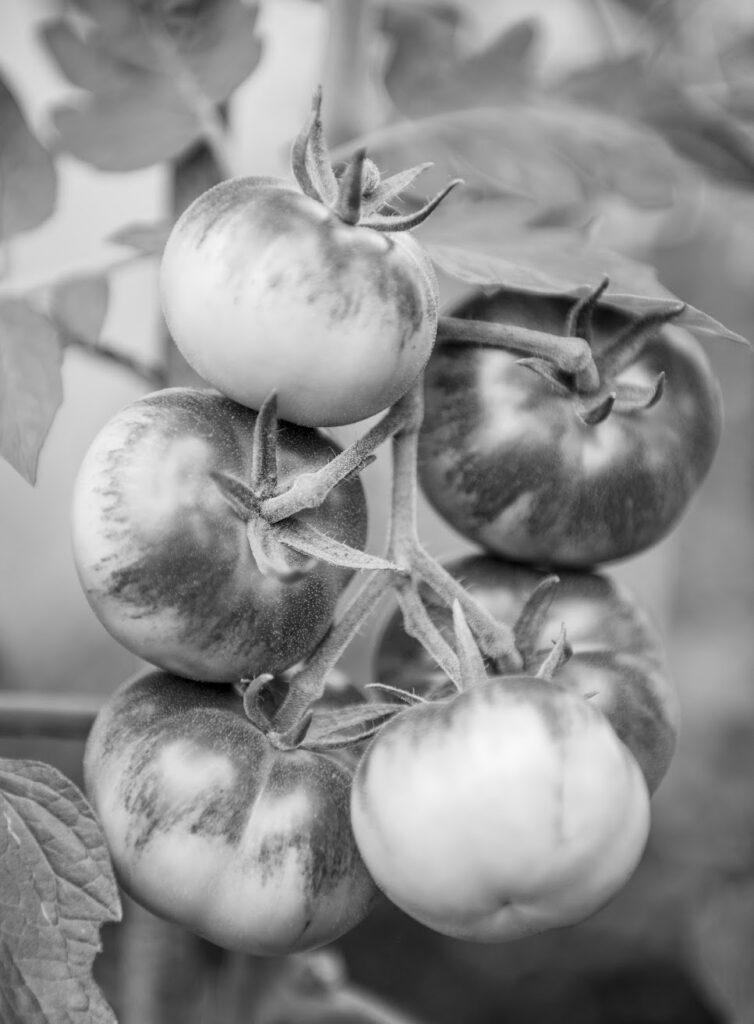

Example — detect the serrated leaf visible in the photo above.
[0,300,63,484]
[426,241,750,348]
[277,518,401,574]
[50,275,109,345]
[108,221,171,255]
[0,758,121,1024]
[44,2,262,171]
[0,75,57,240]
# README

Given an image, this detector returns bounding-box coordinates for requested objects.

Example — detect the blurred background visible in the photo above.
[1,1,753,1021]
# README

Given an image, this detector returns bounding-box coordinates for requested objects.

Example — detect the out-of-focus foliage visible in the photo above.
[0,300,62,484]
[0,75,57,239]
[43,0,263,170]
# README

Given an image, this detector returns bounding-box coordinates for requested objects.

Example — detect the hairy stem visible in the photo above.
[272,569,399,732]
[261,394,415,522]
[437,316,600,391]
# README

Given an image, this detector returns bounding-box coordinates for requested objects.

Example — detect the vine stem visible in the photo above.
[269,375,520,736]
[261,393,412,522]
[437,316,600,392]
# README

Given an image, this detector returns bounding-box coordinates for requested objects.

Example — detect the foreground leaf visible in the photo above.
[0,74,57,240]
[0,759,121,1024]
[0,301,63,484]
[43,1,262,170]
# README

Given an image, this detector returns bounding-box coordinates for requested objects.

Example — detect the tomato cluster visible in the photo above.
[75,97,724,955]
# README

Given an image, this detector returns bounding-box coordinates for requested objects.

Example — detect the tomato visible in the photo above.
[84,669,378,954]
[159,177,439,427]
[71,387,366,682]
[351,675,650,942]
[373,555,678,793]
[418,287,723,566]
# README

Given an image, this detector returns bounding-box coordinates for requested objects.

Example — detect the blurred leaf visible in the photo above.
[0,300,63,484]
[425,239,749,347]
[386,17,541,117]
[562,56,754,188]
[0,74,57,240]
[50,274,109,345]
[42,1,262,170]
[108,221,171,255]
[0,758,121,1023]
[691,877,754,1024]
[610,0,681,32]
[381,2,462,115]
[338,100,682,208]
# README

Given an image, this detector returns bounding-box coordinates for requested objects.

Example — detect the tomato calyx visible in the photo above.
[291,87,462,231]
[522,277,686,424]
[209,392,399,581]
[237,672,401,754]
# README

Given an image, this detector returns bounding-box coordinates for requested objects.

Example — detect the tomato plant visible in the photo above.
[84,668,379,955]
[350,674,650,942]
[373,555,679,793]
[2,3,752,1021]
[419,286,723,567]
[71,386,367,682]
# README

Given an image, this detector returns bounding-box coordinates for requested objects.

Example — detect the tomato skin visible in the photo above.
[159,177,439,427]
[84,669,378,955]
[373,555,678,793]
[418,289,723,566]
[351,677,650,942]
[71,387,367,682]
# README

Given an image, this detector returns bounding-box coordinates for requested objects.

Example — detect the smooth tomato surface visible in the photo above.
[84,669,378,955]
[160,177,439,427]
[351,676,650,942]
[373,555,678,792]
[71,387,366,681]
[419,289,722,566]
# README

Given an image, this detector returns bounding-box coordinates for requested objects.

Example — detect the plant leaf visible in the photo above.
[50,275,109,345]
[335,101,682,209]
[0,74,57,240]
[562,55,754,188]
[44,2,262,171]
[0,300,63,484]
[108,221,171,256]
[0,758,121,1023]
[426,241,750,347]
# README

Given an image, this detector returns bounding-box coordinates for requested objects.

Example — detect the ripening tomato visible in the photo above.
[84,669,379,955]
[419,287,723,566]
[71,387,366,682]
[159,177,439,427]
[351,676,650,943]
[373,555,678,793]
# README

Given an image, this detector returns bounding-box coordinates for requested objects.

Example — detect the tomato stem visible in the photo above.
[260,394,415,522]
[411,547,522,671]
[437,316,601,392]
[272,568,399,733]
[451,601,487,690]
[334,149,367,224]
